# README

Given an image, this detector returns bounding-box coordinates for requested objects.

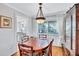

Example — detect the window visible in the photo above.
[48,21,58,34]
[16,15,27,42]
[38,21,58,34]
[38,21,58,39]
[38,22,48,33]
[16,16,27,33]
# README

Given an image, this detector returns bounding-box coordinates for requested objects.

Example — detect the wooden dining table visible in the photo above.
[22,39,52,51]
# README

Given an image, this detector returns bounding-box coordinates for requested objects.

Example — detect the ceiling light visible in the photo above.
[36,3,45,24]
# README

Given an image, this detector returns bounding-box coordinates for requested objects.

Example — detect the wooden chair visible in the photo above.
[22,35,29,42]
[48,39,54,56]
[61,43,70,56]
[18,43,33,56]
[39,34,47,40]
[41,39,54,56]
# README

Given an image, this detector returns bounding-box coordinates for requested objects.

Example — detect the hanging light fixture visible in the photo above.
[36,3,45,24]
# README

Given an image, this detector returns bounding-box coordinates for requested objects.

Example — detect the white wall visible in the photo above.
[0,4,33,56]
[0,3,16,56]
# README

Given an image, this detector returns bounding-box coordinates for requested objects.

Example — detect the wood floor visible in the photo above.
[12,46,70,56]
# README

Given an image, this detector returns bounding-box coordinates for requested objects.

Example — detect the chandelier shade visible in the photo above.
[36,3,45,24]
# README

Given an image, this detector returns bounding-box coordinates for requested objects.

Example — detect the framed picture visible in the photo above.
[0,16,12,28]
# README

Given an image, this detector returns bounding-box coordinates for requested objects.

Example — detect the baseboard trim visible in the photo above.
[11,52,17,56]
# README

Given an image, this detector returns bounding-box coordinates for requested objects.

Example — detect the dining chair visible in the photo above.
[39,34,47,40]
[61,43,70,56]
[18,43,33,56]
[41,39,54,56]
[48,39,54,56]
[22,35,29,42]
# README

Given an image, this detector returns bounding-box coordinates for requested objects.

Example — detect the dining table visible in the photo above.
[22,39,52,51]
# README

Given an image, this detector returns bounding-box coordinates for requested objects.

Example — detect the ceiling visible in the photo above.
[5,3,74,18]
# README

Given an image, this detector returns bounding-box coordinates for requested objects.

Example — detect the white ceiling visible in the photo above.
[5,3,74,18]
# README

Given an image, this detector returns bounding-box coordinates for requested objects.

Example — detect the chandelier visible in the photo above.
[36,3,45,24]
